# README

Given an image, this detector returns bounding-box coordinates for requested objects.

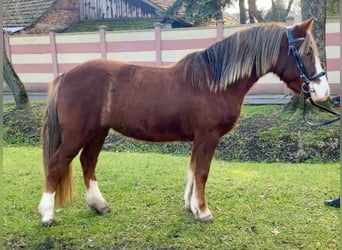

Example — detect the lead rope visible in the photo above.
[302,95,340,127]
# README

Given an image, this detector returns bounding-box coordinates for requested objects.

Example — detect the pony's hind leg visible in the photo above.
[80,129,110,215]
[39,143,81,226]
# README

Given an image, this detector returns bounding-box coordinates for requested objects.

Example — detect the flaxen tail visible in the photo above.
[42,74,74,206]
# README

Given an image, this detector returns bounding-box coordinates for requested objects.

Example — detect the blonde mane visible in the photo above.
[177,23,288,91]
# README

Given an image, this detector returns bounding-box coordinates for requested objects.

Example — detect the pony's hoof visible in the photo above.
[89,205,111,215]
[42,218,57,227]
[196,214,214,223]
[195,212,214,223]
[97,206,111,215]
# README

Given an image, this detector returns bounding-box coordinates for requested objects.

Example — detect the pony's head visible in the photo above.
[277,18,329,102]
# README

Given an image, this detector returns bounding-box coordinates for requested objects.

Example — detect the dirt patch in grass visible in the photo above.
[3,101,340,162]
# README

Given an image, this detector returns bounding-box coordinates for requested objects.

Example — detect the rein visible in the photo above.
[303,98,340,127]
[286,27,340,127]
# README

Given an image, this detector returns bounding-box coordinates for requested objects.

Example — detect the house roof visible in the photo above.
[3,0,57,28]
[150,0,176,11]
[3,0,173,28]
[3,0,193,33]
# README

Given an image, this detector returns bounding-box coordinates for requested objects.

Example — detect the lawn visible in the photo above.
[3,147,340,249]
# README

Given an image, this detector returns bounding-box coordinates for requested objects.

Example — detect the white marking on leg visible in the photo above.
[38,192,56,224]
[310,58,330,102]
[190,187,199,216]
[184,170,194,210]
[86,180,109,213]
[190,185,213,221]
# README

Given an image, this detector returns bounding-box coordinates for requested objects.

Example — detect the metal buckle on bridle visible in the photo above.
[301,81,311,98]
[286,27,340,127]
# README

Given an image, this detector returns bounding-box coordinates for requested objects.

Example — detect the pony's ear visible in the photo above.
[298,18,314,33]
[292,18,314,38]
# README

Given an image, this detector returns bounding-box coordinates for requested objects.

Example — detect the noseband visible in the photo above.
[285,27,340,127]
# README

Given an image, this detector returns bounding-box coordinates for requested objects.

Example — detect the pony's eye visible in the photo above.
[305,52,312,57]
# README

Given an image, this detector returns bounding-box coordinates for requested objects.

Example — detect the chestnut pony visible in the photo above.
[38,19,329,226]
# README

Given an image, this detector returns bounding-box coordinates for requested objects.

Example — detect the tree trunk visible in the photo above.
[270,0,276,21]
[212,1,223,21]
[247,0,264,23]
[286,0,294,17]
[3,50,29,109]
[247,0,255,23]
[301,0,327,70]
[239,0,247,24]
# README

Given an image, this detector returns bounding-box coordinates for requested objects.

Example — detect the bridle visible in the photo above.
[284,27,340,127]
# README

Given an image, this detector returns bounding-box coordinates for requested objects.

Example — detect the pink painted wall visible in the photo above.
[4,21,340,95]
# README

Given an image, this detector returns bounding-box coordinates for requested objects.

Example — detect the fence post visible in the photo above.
[4,32,12,61]
[49,31,59,78]
[98,25,107,59]
[285,16,295,26]
[154,22,163,66]
[216,19,224,42]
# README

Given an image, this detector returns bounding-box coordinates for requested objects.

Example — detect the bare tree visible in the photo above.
[285,0,294,16]
[239,0,296,24]
[239,0,247,24]
[247,0,264,23]
[166,0,232,25]
[269,0,294,22]
[3,49,29,109]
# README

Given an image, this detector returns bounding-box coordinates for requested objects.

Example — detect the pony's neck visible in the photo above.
[174,24,285,92]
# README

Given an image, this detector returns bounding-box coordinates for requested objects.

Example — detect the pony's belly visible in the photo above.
[112,124,193,142]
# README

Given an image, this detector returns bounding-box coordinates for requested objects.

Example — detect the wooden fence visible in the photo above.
[4,20,340,95]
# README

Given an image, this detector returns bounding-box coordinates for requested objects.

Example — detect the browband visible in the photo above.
[286,27,305,46]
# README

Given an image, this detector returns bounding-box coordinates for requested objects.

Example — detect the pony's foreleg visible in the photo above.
[185,133,220,222]
[86,180,109,214]
[80,129,110,215]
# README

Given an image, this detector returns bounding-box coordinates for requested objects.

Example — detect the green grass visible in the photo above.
[3,147,340,249]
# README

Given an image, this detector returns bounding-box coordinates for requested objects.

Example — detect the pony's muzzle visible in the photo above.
[308,76,330,102]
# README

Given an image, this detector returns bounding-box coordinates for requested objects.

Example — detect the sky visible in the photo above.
[226,0,272,14]
[226,0,302,14]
